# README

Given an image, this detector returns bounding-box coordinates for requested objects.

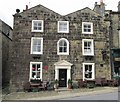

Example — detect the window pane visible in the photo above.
[36,72,40,78]
[84,25,87,28]
[88,29,91,32]
[32,64,36,71]
[64,47,67,52]
[59,47,63,52]
[85,73,89,78]
[88,25,91,28]
[88,42,91,47]
[89,65,92,71]
[32,72,36,78]
[38,27,42,30]
[37,64,40,71]
[88,72,92,78]
[37,46,41,52]
[64,41,67,46]
[84,42,87,47]
[59,41,63,46]
[34,27,37,30]
[85,65,88,71]
[38,23,41,26]
[33,46,36,52]
[37,39,41,45]
[33,39,37,45]
[34,22,37,26]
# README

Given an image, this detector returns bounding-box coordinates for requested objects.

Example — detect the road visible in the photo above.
[60,91,119,100]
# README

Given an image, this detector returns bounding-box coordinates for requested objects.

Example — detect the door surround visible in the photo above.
[54,60,73,88]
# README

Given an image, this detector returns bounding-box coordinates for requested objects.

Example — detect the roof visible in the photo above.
[65,7,101,17]
[14,4,62,17]
[14,4,101,17]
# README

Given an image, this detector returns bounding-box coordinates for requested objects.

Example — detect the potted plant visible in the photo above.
[54,79,59,89]
[68,79,73,89]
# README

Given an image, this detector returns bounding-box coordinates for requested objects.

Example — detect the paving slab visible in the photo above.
[2,87,118,100]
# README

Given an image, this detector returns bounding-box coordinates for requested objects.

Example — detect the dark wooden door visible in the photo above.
[59,69,67,87]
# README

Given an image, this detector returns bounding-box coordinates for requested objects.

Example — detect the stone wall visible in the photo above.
[0,20,12,88]
[111,13,119,48]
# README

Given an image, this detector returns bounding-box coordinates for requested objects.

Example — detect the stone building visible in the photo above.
[106,2,120,78]
[0,19,12,88]
[10,1,114,90]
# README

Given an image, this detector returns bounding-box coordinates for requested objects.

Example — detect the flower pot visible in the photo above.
[68,84,72,89]
[54,84,59,89]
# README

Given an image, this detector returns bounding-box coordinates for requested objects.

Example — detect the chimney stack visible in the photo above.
[93,0,105,17]
[100,0,103,5]
[118,1,120,12]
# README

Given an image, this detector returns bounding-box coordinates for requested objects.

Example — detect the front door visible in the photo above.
[59,69,67,87]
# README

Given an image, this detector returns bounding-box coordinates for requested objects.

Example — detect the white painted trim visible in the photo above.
[82,63,95,81]
[82,39,94,56]
[29,62,43,81]
[82,22,93,34]
[54,60,72,66]
[30,37,43,54]
[57,38,69,55]
[31,20,44,32]
[54,60,72,88]
[58,21,69,33]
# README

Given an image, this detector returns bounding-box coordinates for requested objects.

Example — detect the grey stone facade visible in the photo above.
[0,19,12,88]
[10,1,119,91]
[104,1,120,78]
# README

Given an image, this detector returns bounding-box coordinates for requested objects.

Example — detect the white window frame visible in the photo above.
[82,39,94,56]
[57,38,69,55]
[29,62,42,81]
[58,21,69,33]
[31,37,43,54]
[82,22,93,34]
[32,20,44,32]
[83,63,95,81]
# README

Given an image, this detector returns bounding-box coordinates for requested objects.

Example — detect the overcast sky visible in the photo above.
[0,0,119,28]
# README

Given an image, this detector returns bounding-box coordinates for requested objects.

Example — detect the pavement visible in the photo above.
[2,87,118,100]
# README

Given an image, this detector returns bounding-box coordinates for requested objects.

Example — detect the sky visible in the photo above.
[0,0,119,28]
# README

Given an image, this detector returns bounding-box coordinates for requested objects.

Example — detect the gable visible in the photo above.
[54,60,73,66]
[15,4,62,20]
[64,7,102,20]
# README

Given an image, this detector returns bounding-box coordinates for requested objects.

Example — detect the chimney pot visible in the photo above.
[26,5,28,10]
[95,2,97,6]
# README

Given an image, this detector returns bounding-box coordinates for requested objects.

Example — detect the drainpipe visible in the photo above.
[109,11,114,79]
